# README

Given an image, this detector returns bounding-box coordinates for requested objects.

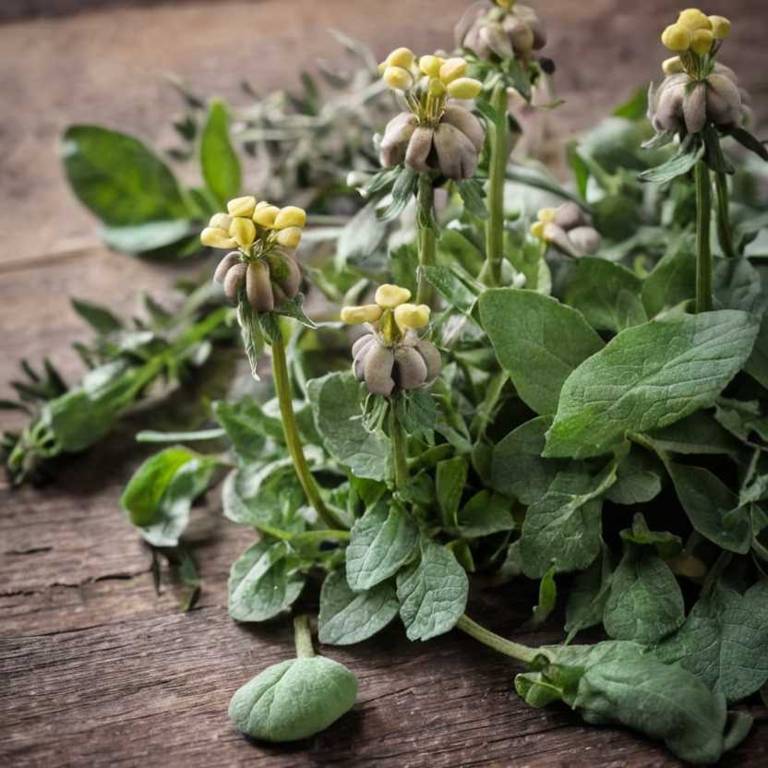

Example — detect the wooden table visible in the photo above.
[2,1,767,765]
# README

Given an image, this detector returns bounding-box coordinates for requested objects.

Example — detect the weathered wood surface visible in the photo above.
[2,1,768,766]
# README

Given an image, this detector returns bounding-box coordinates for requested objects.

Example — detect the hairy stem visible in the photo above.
[714,170,737,259]
[293,614,315,659]
[482,82,509,286]
[456,615,538,665]
[416,174,436,306]
[695,160,713,313]
[389,402,410,489]
[271,331,346,530]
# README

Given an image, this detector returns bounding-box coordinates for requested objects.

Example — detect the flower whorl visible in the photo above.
[530,203,601,258]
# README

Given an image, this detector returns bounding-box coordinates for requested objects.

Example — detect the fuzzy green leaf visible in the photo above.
[200,100,241,206]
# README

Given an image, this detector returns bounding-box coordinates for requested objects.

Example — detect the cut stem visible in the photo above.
[714,170,737,259]
[456,614,538,666]
[416,173,436,306]
[694,160,713,313]
[293,614,315,659]
[389,402,410,489]
[271,330,346,530]
[482,82,509,286]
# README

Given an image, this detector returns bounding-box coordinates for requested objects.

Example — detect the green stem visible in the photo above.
[389,402,409,489]
[456,615,538,665]
[714,170,737,259]
[416,174,436,306]
[271,331,346,530]
[483,82,509,287]
[695,160,713,313]
[293,614,315,659]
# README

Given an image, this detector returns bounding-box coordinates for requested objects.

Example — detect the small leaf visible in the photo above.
[71,298,124,334]
[200,100,241,206]
[436,456,468,528]
[639,135,704,184]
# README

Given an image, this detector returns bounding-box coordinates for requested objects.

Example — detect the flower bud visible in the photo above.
[661,24,691,51]
[706,73,742,127]
[662,56,684,75]
[386,47,415,69]
[434,122,479,180]
[274,206,307,230]
[353,334,376,379]
[341,304,384,324]
[441,105,486,152]
[478,22,514,58]
[246,260,274,313]
[428,78,447,97]
[419,54,444,77]
[405,126,435,173]
[227,196,257,218]
[379,112,418,167]
[414,339,441,382]
[651,76,687,132]
[383,66,413,91]
[568,226,601,257]
[363,344,396,397]
[447,77,483,100]
[553,202,585,230]
[253,204,280,228]
[229,217,257,248]
[709,15,731,39]
[537,207,557,224]
[375,284,411,308]
[542,222,575,256]
[394,303,431,331]
[209,212,233,230]
[213,251,241,283]
[266,250,302,298]
[690,28,713,55]
[276,227,302,249]
[504,17,535,55]
[201,226,237,249]
[394,347,428,390]
[439,57,468,84]
[683,81,707,134]
[223,262,247,302]
[530,221,546,239]
[677,8,711,31]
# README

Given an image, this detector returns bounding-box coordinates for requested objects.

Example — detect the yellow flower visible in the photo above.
[677,8,712,31]
[201,227,237,249]
[340,304,383,324]
[662,56,684,75]
[253,204,280,228]
[661,23,691,51]
[383,66,414,91]
[227,196,257,218]
[385,47,415,69]
[690,28,714,55]
[375,284,411,308]
[428,78,447,97]
[447,77,483,100]
[274,206,307,230]
[229,217,256,248]
[537,207,557,224]
[394,303,431,331]
[530,221,546,239]
[209,212,233,230]
[439,57,468,84]
[419,54,444,77]
[709,15,731,39]
[276,227,302,248]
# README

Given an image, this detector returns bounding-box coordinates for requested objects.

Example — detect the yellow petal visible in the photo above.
[201,227,237,249]
[708,15,731,40]
[229,217,256,248]
[661,24,691,52]
[530,221,546,239]
[386,47,415,69]
[253,205,280,228]
[446,77,483,100]
[394,303,431,330]
[276,227,302,248]
[662,56,684,75]
[537,208,557,224]
[690,28,713,55]
[419,55,444,77]
[677,8,711,31]
[383,65,414,91]
[227,196,257,218]
[340,304,383,324]
[209,212,232,230]
[274,205,307,230]
[375,283,411,308]
[439,57,468,84]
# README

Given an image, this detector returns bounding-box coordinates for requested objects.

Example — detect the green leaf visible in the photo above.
[639,135,704,183]
[423,264,480,315]
[396,540,469,641]
[100,220,197,255]
[61,125,189,226]
[479,289,603,415]
[229,656,357,742]
[307,372,390,481]
[563,258,647,332]
[345,503,419,591]
[727,126,768,161]
[603,548,684,643]
[668,464,752,553]
[646,411,738,455]
[565,549,612,639]
[545,311,759,459]
[605,448,662,505]
[457,491,516,538]
[200,100,241,206]
[520,463,616,578]
[318,571,399,645]
[745,312,768,389]
[71,298,123,333]
[228,540,305,622]
[436,456,468,528]
[213,399,267,461]
[529,565,557,627]
[641,237,696,317]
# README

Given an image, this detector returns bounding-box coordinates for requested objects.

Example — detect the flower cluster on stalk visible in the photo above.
[378,48,486,180]
[649,8,751,136]
[530,202,601,258]
[201,196,306,313]
[341,284,441,397]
